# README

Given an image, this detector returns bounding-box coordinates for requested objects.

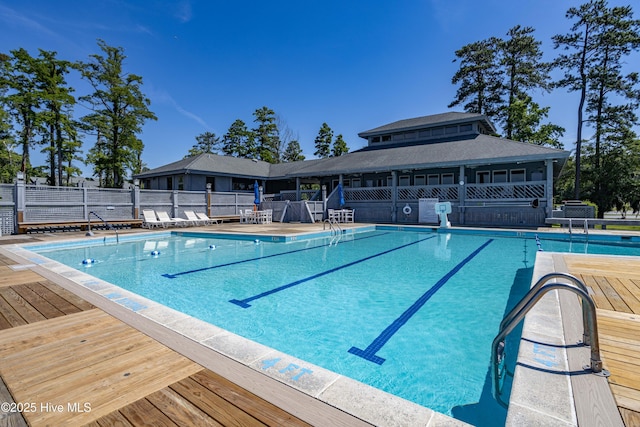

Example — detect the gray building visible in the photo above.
[134,112,570,227]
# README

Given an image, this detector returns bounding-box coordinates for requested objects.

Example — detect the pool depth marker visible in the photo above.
[229,235,436,308]
[348,239,494,365]
[161,232,390,279]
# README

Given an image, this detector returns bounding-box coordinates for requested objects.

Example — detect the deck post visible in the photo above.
[15,172,26,232]
[545,160,554,218]
[133,180,140,219]
[459,165,466,225]
[391,170,397,223]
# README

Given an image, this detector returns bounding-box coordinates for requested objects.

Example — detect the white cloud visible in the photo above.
[0,4,59,38]
[149,85,210,129]
[175,0,192,23]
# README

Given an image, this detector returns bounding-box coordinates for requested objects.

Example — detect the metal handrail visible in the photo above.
[87,211,119,244]
[491,279,606,408]
[500,273,591,345]
[323,218,342,236]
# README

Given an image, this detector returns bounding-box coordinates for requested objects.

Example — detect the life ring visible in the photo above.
[402,205,412,215]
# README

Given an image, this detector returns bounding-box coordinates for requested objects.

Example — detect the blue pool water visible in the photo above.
[28,229,640,425]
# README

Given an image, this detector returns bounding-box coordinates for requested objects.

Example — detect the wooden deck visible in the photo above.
[0,252,326,426]
[563,254,640,427]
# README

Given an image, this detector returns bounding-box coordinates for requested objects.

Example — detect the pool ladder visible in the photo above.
[87,211,119,244]
[491,273,608,408]
[323,219,342,236]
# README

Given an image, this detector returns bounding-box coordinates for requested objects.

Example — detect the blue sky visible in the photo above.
[1,0,639,174]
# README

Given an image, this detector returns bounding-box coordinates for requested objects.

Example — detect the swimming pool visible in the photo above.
[25,228,640,425]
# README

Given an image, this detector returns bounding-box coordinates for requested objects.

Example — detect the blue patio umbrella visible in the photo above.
[337,183,345,207]
[253,180,260,208]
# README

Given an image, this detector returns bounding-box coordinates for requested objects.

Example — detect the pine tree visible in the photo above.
[282,140,305,162]
[186,131,221,158]
[79,40,156,188]
[222,119,257,158]
[314,122,333,158]
[331,134,349,156]
[253,106,280,163]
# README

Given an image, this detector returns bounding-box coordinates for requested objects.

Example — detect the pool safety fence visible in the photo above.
[2,178,553,234]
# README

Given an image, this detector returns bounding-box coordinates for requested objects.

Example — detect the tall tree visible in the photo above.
[314,122,333,158]
[252,106,280,163]
[222,119,257,158]
[186,131,221,158]
[282,139,305,162]
[508,95,565,148]
[78,39,156,188]
[553,0,609,199]
[331,134,349,156]
[33,49,77,186]
[499,25,552,139]
[448,38,503,118]
[2,48,41,178]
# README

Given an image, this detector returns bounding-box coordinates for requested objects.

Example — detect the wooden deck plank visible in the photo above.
[616,278,640,314]
[0,377,28,427]
[580,274,615,311]
[191,370,313,427]
[94,411,134,427]
[565,254,640,426]
[0,309,111,352]
[24,281,84,315]
[117,398,177,427]
[0,287,47,324]
[9,331,201,426]
[146,387,223,427]
[171,376,268,427]
[39,280,95,311]
[595,276,632,313]
[7,283,66,319]
[0,266,43,287]
[0,294,28,329]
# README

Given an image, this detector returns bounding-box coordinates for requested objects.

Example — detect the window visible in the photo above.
[343,179,351,188]
[431,127,444,136]
[492,170,508,183]
[445,126,457,135]
[206,177,215,191]
[427,174,440,185]
[393,134,404,141]
[531,171,543,181]
[419,130,430,138]
[414,175,426,186]
[441,173,454,185]
[352,179,361,188]
[371,136,381,143]
[399,175,410,186]
[460,124,472,132]
[166,177,173,190]
[387,176,393,186]
[476,171,490,184]
[510,169,526,182]
[178,176,184,190]
[366,179,374,187]
[405,132,416,140]
[382,135,392,142]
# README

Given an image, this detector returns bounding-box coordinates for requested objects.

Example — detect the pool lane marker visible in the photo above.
[348,239,494,365]
[161,232,392,279]
[229,235,436,308]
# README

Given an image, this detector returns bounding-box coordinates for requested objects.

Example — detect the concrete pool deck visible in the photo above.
[1,223,639,426]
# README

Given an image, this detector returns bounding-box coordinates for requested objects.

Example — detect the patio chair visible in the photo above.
[196,212,219,225]
[156,211,181,227]
[142,210,163,228]
[184,210,206,226]
[327,209,341,223]
[343,209,355,223]
[240,209,253,224]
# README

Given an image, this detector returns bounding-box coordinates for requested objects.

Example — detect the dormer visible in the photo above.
[358,112,497,148]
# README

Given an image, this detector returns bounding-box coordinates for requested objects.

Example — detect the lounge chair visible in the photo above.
[343,209,355,223]
[142,210,163,228]
[156,211,182,227]
[196,212,219,225]
[184,210,206,226]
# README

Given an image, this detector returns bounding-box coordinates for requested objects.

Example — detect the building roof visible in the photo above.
[357,112,496,137]
[268,134,569,178]
[136,153,272,179]
[136,113,569,181]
